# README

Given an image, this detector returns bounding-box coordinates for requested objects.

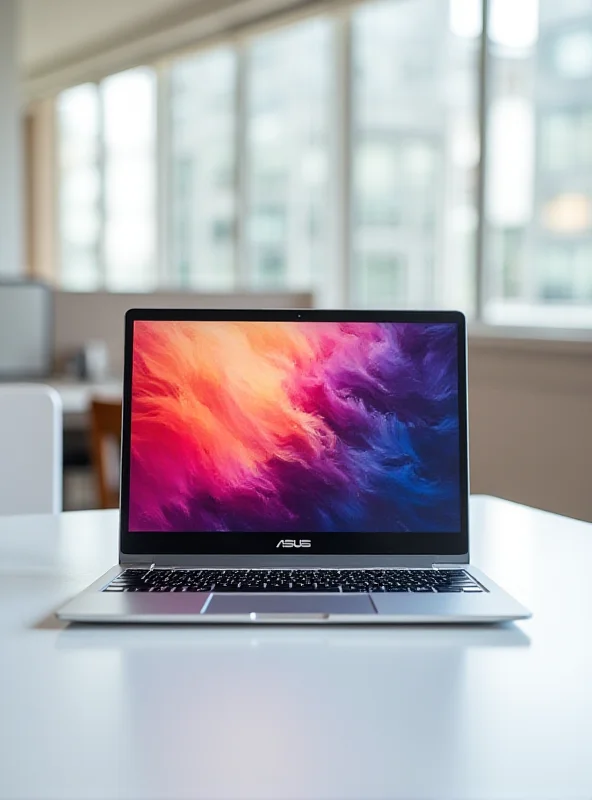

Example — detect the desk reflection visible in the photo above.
[51,623,528,795]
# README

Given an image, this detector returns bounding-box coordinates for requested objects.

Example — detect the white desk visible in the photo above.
[14,378,122,417]
[0,495,590,799]
[47,378,122,416]
[5,379,122,429]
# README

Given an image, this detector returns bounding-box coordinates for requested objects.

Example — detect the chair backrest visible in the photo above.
[0,384,62,515]
[90,399,122,509]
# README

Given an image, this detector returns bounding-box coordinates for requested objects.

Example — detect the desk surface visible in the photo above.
[2,378,122,419]
[1,495,591,800]
[47,377,122,417]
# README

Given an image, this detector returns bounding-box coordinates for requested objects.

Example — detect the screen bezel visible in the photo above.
[119,309,469,557]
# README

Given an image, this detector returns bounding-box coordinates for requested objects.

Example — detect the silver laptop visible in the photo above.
[57,309,530,624]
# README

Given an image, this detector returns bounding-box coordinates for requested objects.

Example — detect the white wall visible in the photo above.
[0,0,22,278]
[53,290,314,373]
[469,337,592,523]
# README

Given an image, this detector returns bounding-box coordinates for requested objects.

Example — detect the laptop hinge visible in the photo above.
[432,563,469,570]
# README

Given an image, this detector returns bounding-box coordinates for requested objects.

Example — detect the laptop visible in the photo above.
[57,309,530,624]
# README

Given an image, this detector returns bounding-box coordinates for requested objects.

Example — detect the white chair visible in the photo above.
[0,385,62,515]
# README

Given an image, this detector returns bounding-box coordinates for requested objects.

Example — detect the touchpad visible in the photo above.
[205,593,375,617]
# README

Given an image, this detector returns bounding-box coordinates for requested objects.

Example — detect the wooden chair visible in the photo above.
[90,399,122,509]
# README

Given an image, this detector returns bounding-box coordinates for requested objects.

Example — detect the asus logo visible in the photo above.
[276,539,312,549]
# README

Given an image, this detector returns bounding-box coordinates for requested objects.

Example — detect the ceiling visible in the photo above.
[19,0,310,97]
[20,0,193,73]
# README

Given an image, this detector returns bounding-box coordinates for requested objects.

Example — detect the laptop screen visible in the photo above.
[126,319,463,540]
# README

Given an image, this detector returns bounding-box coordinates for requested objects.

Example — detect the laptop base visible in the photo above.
[56,565,530,624]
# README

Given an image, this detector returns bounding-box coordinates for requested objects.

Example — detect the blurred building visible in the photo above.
[487,0,592,324]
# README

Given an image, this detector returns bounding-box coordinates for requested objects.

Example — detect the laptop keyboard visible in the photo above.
[103,568,484,593]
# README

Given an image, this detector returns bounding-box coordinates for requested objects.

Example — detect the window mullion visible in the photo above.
[329,11,352,309]
[97,81,107,290]
[475,0,491,322]
[156,66,171,289]
[235,43,249,291]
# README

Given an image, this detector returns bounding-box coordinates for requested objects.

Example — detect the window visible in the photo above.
[245,19,332,291]
[57,68,157,291]
[358,253,408,309]
[51,0,592,331]
[352,0,479,310]
[484,0,592,326]
[169,48,236,289]
[57,84,101,290]
[553,30,592,79]
[102,68,157,290]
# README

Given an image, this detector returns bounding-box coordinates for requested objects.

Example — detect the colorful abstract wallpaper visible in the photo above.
[129,321,461,533]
